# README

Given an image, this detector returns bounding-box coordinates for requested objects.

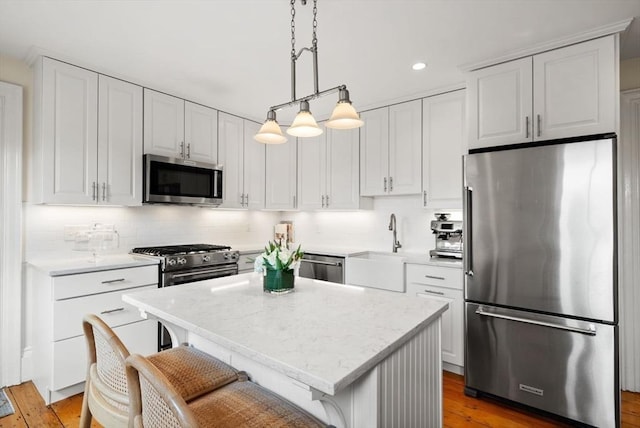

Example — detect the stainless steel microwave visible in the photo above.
[143,154,223,206]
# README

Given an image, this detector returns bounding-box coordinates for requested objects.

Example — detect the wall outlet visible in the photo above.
[63,224,90,241]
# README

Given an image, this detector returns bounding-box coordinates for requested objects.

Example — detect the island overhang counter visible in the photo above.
[122,272,448,428]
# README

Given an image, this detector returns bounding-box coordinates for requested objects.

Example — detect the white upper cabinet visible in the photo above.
[218,113,265,209]
[243,121,266,210]
[467,58,532,148]
[297,127,368,210]
[143,89,217,163]
[388,100,423,195]
[325,127,363,209]
[97,75,143,206]
[533,36,616,140]
[184,101,218,162]
[265,139,297,210]
[34,57,142,205]
[143,89,184,157]
[297,133,326,210]
[468,35,617,150]
[422,90,466,209]
[360,100,422,196]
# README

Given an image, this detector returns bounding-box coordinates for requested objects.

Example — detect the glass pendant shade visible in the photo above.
[254,111,287,144]
[286,101,323,137]
[325,101,364,129]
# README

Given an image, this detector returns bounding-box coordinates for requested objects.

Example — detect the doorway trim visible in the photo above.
[0,81,23,388]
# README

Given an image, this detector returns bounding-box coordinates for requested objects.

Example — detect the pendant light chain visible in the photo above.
[312,0,318,48]
[290,0,296,59]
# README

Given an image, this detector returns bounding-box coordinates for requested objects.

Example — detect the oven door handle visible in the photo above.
[170,267,238,279]
[301,259,343,267]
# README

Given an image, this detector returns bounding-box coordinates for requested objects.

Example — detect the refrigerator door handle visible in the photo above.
[464,185,474,277]
[475,308,597,336]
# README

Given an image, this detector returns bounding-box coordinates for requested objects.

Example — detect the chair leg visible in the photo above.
[79,376,92,428]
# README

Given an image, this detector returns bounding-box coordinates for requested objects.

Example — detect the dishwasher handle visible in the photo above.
[301,259,343,267]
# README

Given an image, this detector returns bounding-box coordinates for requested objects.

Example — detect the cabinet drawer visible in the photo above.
[53,284,155,341]
[406,264,462,290]
[52,319,157,391]
[53,265,158,300]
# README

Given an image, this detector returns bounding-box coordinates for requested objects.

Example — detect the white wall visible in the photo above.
[283,195,461,255]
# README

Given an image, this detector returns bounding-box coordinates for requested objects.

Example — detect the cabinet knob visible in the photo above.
[383,177,387,192]
[389,177,393,192]
[102,183,107,202]
[537,114,541,137]
[186,143,191,159]
[92,182,97,201]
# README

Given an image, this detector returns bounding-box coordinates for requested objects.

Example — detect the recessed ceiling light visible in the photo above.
[412,62,427,71]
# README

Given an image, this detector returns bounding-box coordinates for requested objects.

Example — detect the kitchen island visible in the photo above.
[123,273,448,428]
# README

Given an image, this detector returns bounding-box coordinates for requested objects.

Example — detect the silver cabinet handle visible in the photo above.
[464,186,474,277]
[422,289,445,296]
[423,190,427,207]
[389,176,393,192]
[301,259,343,267]
[244,194,248,207]
[383,177,387,192]
[101,278,126,284]
[180,141,185,158]
[525,116,530,139]
[325,195,329,207]
[475,308,597,336]
[101,307,125,315]
[321,195,325,208]
[92,182,97,201]
[186,143,191,159]
[425,275,445,281]
[537,114,541,137]
[102,182,106,201]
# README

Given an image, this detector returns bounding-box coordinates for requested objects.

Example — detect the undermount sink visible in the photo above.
[345,251,405,292]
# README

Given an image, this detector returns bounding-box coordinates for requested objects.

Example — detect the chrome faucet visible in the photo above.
[388,213,402,253]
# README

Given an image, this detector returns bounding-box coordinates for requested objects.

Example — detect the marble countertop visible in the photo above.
[28,254,159,276]
[123,273,448,396]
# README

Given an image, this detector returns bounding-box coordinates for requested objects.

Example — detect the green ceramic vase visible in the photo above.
[264,268,295,294]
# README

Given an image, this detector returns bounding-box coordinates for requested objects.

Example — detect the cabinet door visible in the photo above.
[533,35,616,140]
[326,127,360,209]
[143,89,185,157]
[97,75,143,206]
[243,121,265,209]
[184,101,218,163]
[265,140,297,210]
[41,58,98,204]
[414,286,463,366]
[218,112,245,208]
[422,91,466,209]
[467,57,533,150]
[359,107,389,196]
[388,100,422,195]
[297,132,326,210]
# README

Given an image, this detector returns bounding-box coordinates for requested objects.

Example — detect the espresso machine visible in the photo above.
[429,213,463,259]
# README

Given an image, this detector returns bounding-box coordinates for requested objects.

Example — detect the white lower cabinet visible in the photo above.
[405,263,464,369]
[30,264,159,404]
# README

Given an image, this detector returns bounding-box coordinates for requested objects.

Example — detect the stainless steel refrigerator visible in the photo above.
[463,135,619,428]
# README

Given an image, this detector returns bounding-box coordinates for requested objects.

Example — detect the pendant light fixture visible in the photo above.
[254,0,363,144]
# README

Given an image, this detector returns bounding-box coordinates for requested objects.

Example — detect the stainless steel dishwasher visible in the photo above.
[299,253,345,283]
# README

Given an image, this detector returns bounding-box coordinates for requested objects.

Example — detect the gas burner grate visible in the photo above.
[131,244,232,256]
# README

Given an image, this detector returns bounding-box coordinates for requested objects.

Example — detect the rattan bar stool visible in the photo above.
[80,314,240,428]
[126,353,332,428]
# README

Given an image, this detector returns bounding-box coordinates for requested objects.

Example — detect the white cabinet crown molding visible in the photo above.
[459,18,631,72]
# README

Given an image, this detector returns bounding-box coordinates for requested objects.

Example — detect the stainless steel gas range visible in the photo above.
[131,244,239,287]
[130,243,239,349]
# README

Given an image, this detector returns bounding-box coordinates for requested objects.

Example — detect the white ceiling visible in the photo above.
[1,0,639,124]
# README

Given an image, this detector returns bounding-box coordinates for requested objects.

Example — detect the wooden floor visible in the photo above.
[1,372,639,427]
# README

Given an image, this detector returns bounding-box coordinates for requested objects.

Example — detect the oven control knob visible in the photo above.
[202,255,211,262]
[167,258,177,266]
[177,257,187,265]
